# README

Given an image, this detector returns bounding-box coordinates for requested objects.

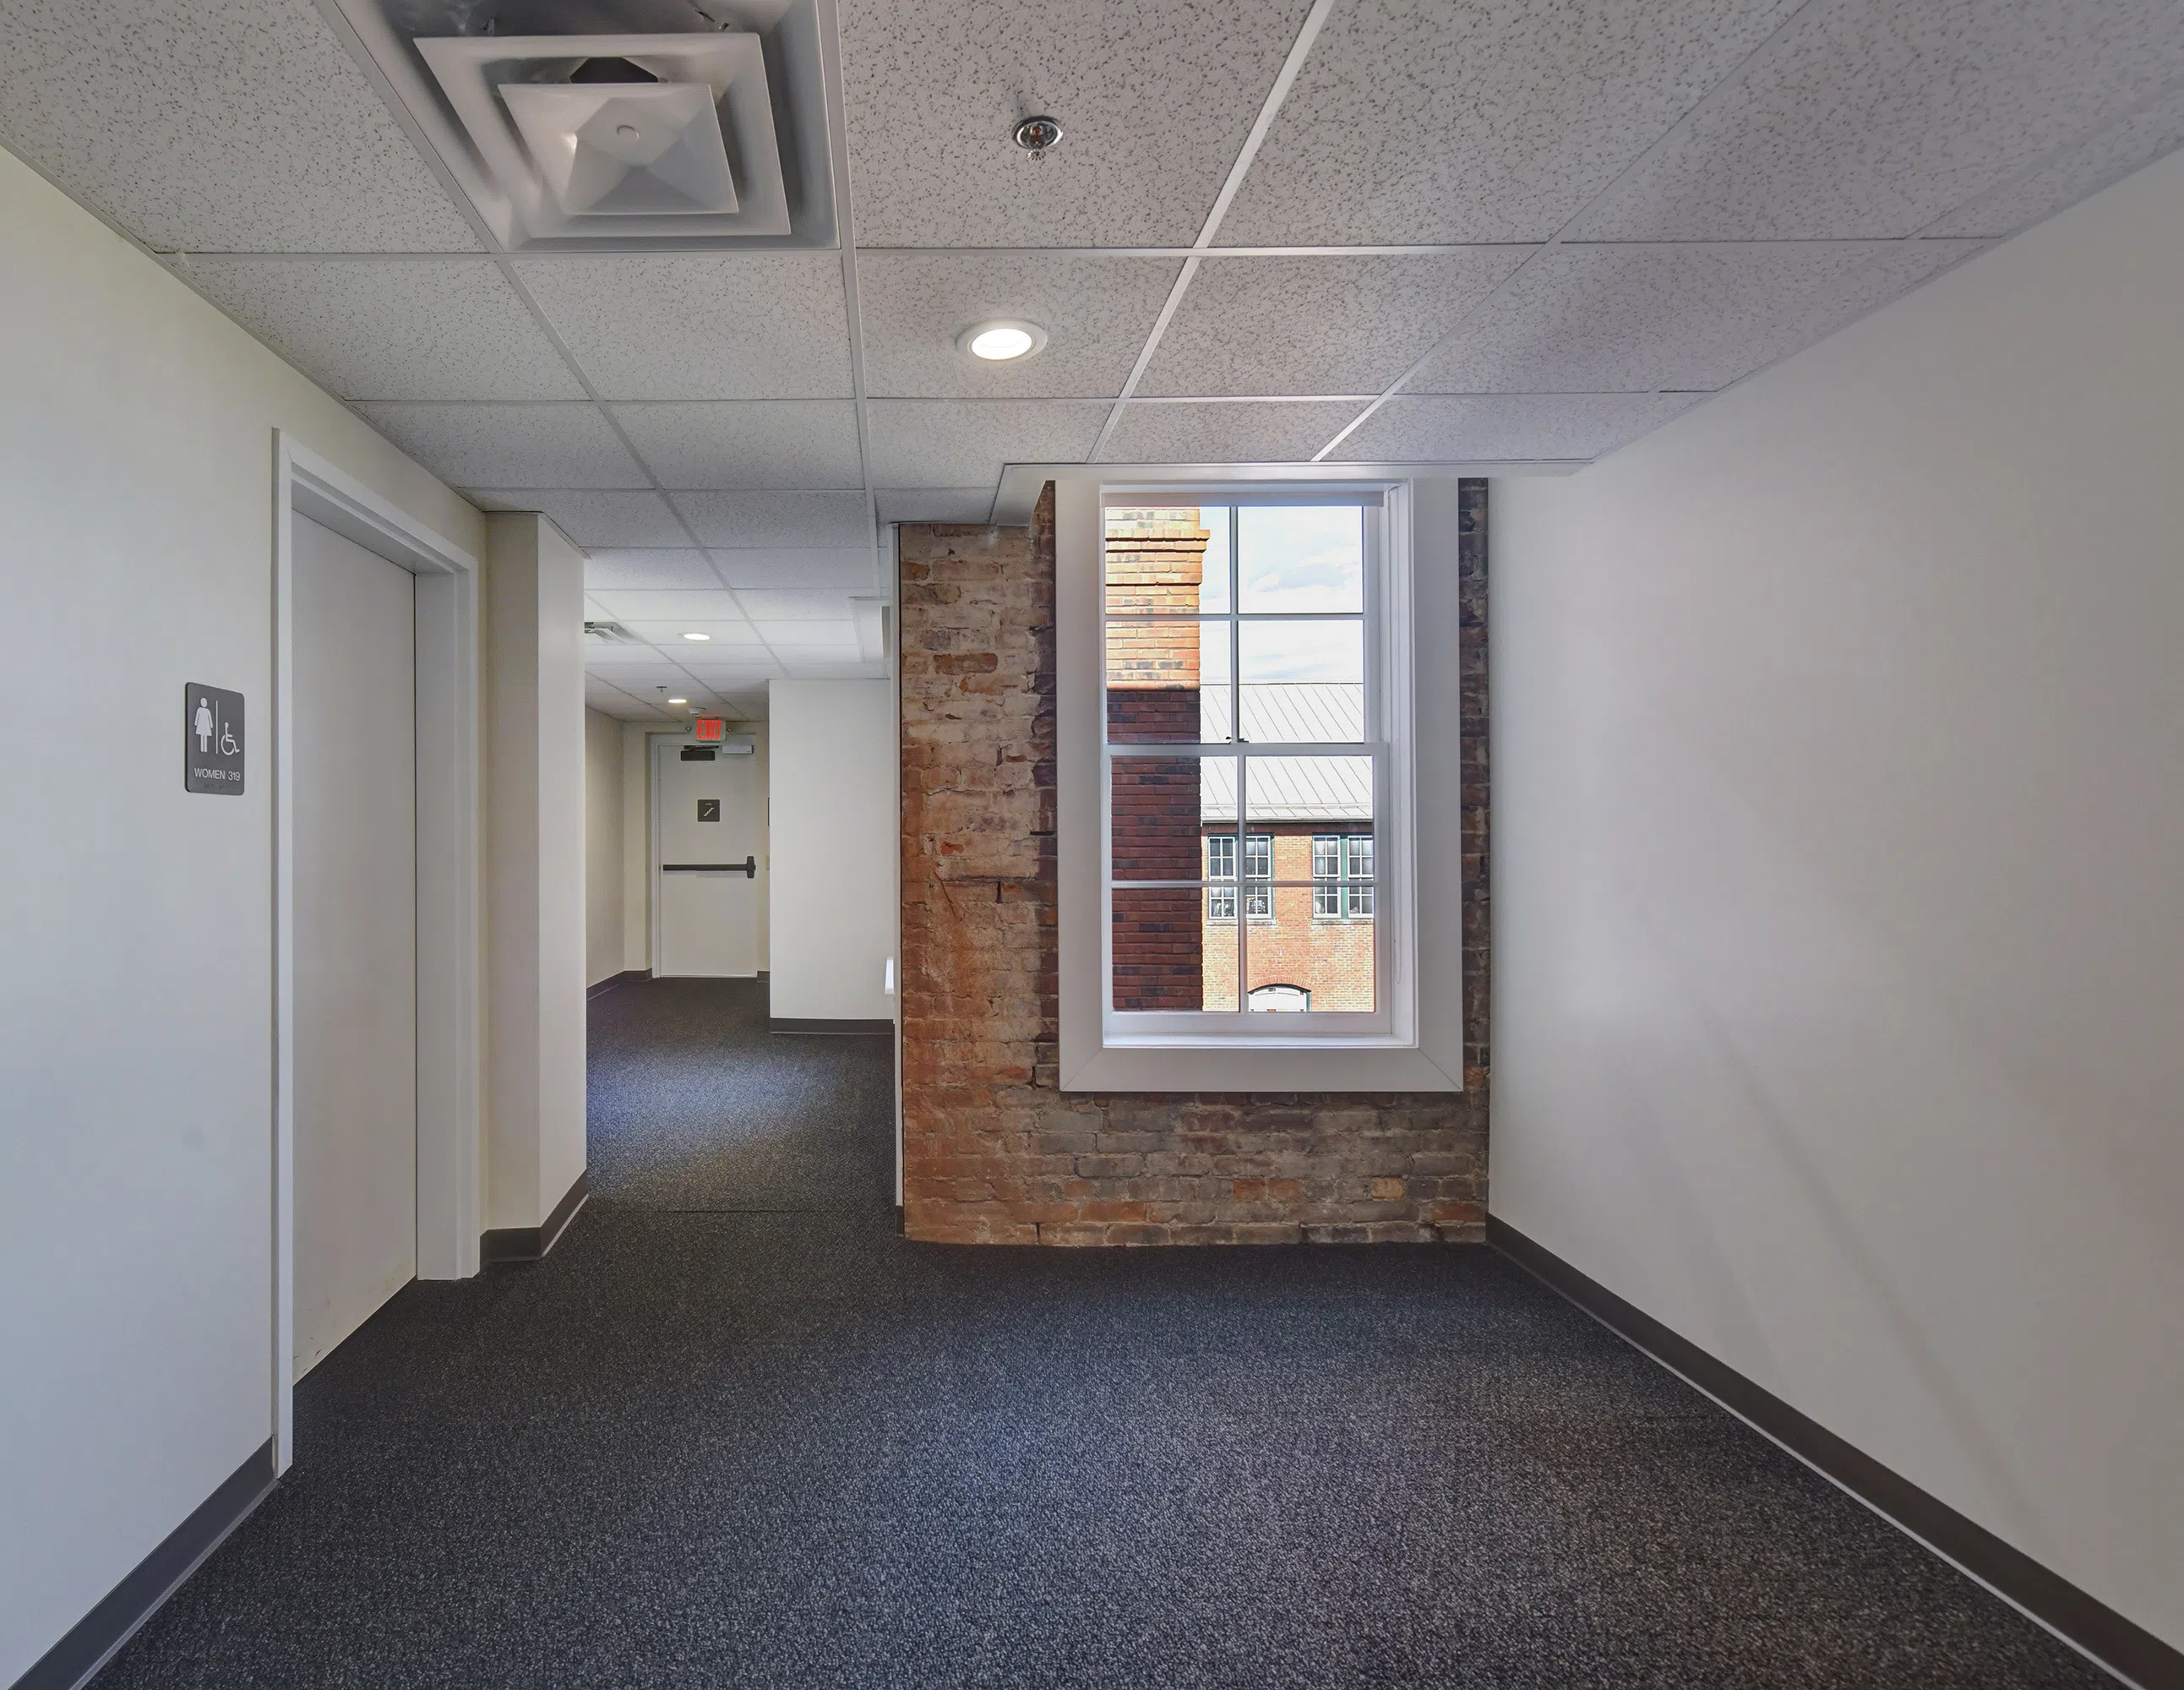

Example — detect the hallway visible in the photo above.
[87,988,2099,1688]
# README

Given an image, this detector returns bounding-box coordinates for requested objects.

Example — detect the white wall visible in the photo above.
[584,706,624,988]
[769,681,896,1022]
[620,720,653,973]
[0,149,483,1683]
[1490,149,2184,1652]
[484,514,589,1229]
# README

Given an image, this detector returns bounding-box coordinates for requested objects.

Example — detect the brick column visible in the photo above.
[897,483,1490,1246]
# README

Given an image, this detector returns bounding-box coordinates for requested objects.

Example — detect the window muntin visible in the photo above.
[1103,494,1386,1025]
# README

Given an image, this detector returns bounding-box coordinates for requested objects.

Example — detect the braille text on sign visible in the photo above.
[185,685,246,795]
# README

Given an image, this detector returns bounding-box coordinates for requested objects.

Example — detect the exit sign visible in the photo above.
[691,717,727,744]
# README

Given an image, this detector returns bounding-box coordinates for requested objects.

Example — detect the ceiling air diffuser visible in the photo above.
[417,33,790,242]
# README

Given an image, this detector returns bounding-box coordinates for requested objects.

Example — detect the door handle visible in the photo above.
[661,859,756,877]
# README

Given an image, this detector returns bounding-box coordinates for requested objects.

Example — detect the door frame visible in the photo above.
[273,434,482,1471]
[649,731,760,977]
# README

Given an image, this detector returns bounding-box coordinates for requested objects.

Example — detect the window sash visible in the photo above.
[1097,488,1400,1038]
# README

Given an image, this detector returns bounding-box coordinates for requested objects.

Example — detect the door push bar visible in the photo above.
[661,858,757,877]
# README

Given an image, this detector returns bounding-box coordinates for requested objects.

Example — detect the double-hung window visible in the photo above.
[1100,489,1406,1037]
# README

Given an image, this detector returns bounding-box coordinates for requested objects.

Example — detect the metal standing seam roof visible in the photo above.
[1190,685,1373,823]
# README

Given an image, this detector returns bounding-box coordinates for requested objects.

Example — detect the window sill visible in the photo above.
[1061,1041,1462,1094]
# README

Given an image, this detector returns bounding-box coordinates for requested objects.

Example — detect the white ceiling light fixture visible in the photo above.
[681,631,711,641]
[959,319,1048,363]
[667,696,689,705]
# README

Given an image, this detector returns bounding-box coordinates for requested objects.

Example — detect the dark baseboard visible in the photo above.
[586,969,650,1001]
[769,1017,895,1036]
[14,1438,275,1690]
[1487,1217,2182,1690]
[480,1170,589,1267]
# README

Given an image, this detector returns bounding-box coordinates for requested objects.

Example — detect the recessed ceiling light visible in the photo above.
[960,319,1047,362]
[681,631,711,641]
[667,696,688,705]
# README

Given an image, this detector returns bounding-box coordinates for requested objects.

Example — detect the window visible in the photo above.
[1205,832,1271,920]
[1206,833,1235,921]
[1314,833,1375,919]
[1244,832,1272,919]
[1103,493,1393,1031]
[1060,476,1463,1090]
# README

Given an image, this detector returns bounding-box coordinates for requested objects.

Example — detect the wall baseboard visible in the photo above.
[480,1170,588,1267]
[585,968,650,1001]
[769,1017,894,1036]
[1487,1217,2182,1690]
[14,1438,275,1690]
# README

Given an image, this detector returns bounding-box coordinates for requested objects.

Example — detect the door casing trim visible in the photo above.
[274,434,482,1473]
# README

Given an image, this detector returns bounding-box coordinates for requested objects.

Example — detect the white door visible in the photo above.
[293,514,417,1377]
[654,741,761,977]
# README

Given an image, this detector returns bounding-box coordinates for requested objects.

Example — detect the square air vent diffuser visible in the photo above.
[324,0,836,252]
[418,33,788,242]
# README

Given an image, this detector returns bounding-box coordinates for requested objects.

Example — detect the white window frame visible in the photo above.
[1055,477,1468,1094]
[1101,489,1400,1039]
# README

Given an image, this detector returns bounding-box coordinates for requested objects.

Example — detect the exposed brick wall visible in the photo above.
[898,482,1490,1246]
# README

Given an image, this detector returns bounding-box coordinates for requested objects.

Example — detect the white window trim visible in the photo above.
[1055,477,1468,1094]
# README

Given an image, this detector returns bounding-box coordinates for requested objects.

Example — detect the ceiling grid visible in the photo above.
[3,0,2181,716]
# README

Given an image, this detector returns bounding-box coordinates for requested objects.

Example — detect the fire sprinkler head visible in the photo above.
[1012,115,1062,159]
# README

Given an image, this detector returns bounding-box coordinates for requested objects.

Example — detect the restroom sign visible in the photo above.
[691,717,726,744]
[184,684,246,794]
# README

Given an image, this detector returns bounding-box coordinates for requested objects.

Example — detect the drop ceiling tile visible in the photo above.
[841,0,1316,247]
[611,402,863,490]
[1404,242,1985,395]
[858,254,1183,399]
[359,405,645,489]
[0,0,481,252]
[875,489,995,524]
[709,548,883,590]
[676,492,872,549]
[466,490,689,548]
[180,260,580,401]
[589,590,748,624]
[1573,0,2184,240]
[585,660,684,686]
[867,401,1108,488]
[760,629,863,656]
[1137,253,1531,397]
[1097,401,1364,464]
[1215,0,1800,246]
[737,591,864,621]
[584,550,721,591]
[1332,393,1702,462]
[1924,82,2184,237]
[778,658,890,679]
[621,620,771,650]
[514,255,852,400]
[683,662,785,684]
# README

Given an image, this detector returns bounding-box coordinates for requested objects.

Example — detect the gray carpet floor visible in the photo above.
[93,978,2105,1687]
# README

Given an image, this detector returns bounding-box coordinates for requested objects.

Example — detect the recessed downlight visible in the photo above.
[959,319,1047,362]
[681,631,711,641]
